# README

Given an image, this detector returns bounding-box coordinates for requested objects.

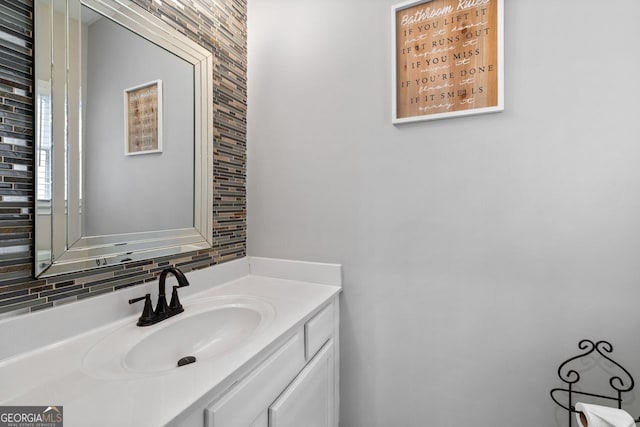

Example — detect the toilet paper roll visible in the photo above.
[575,402,636,427]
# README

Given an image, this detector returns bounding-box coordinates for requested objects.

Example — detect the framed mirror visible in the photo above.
[34,0,213,277]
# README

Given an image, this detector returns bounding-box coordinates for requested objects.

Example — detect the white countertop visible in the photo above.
[0,257,341,426]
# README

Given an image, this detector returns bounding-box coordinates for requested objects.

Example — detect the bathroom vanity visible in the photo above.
[201,294,337,427]
[0,258,341,427]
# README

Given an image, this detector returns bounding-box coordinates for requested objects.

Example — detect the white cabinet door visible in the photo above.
[249,412,268,427]
[269,339,335,427]
[205,331,305,427]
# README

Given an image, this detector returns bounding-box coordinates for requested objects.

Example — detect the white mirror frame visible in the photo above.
[34,0,213,277]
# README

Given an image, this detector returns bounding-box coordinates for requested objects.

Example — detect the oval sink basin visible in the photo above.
[82,295,275,379]
[124,305,262,372]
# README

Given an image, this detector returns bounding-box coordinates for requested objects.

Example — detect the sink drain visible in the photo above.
[177,356,197,367]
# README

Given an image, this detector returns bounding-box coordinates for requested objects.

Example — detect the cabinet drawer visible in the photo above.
[304,303,334,361]
[205,330,305,427]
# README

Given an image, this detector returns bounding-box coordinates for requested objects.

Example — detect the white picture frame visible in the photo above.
[391,0,504,124]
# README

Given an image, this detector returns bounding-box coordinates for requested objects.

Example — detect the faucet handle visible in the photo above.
[128,295,148,304]
[129,294,155,326]
[169,285,185,314]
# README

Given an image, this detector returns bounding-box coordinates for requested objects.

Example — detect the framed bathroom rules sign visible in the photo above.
[124,80,163,155]
[392,0,504,123]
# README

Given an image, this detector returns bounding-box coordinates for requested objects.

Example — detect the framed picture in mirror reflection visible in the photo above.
[124,79,163,155]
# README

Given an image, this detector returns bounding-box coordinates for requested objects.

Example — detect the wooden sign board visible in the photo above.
[392,0,503,123]
[124,80,163,155]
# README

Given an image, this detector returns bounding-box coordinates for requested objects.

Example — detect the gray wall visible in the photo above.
[84,13,194,236]
[247,0,640,426]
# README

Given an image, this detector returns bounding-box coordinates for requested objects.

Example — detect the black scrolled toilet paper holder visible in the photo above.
[550,339,640,426]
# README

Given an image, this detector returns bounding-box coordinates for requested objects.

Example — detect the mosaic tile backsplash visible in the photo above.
[0,0,247,316]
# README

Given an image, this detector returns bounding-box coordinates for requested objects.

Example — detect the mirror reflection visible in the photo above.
[81,5,194,236]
